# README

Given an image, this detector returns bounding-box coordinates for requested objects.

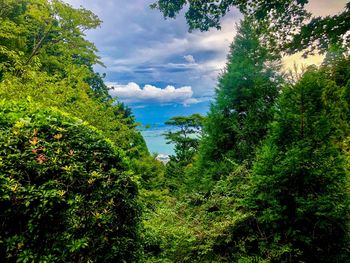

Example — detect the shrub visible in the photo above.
[0,101,140,262]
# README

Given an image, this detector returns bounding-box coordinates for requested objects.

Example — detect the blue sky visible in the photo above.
[64,0,243,120]
[63,0,347,154]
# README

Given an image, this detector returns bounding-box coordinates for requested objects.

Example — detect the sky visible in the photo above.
[63,0,240,114]
[63,0,348,154]
[63,0,348,117]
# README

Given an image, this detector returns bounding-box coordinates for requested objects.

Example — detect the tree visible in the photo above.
[231,63,350,262]
[164,113,205,163]
[0,0,109,97]
[0,2,164,261]
[198,18,281,181]
[287,3,350,55]
[152,0,350,55]
[0,0,148,157]
[162,114,205,192]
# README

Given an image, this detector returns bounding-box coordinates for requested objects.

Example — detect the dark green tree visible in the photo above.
[163,114,205,191]
[198,18,281,181]
[233,63,350,262]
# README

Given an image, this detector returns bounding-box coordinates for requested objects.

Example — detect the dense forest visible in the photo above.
[0,0,349,262]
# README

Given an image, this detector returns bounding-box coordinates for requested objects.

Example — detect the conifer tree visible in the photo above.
[199,18,281,180]
[239,64,350,262]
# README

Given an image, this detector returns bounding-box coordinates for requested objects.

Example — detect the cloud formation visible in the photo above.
[107,82,199,105]
[63,0,347,104]
[184,55,196,63]
[63,0,240,98]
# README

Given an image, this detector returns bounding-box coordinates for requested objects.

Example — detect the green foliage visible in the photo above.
[0,101,141,262]
[164,114,205,163]
[152,0,350,55]
[287,3,350,55]
[0,0,148,157]
[143,163,251,262]
[163,114,205,192]
[0,3,158,261]
[0,1,164,262]
[0,71,147,158]
[0,0,104,93]
[228,63,350,262]
[143,44,350,263]
[132,153,167,209]
[140,5,350,262]
[1,1,349,262]
[151,0,309,33]
[197,18,281,186]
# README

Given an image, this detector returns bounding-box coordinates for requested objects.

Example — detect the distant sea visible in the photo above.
[132,101,211,157]
[139,124,175,156]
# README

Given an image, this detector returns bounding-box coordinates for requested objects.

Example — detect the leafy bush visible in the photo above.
[0,101,140,262]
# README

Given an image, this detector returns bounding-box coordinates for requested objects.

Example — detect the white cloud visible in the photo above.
[184,55,195,63]
[107,82,199,105]
[183,98,200,106]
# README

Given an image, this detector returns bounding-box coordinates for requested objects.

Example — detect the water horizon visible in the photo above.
[139,124,175,156]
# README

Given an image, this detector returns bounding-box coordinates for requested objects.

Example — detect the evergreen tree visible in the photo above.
[237,63,350,262]
[199,18,281,181]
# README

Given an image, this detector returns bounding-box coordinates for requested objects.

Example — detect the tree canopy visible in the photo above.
[0,2,159,261]
[1,0,350,262]
[152,0,350,54]
[237,64,350,262]
[144,6,350,262]
[0,0,109,96]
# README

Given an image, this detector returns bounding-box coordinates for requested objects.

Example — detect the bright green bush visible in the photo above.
[0,101,140,262]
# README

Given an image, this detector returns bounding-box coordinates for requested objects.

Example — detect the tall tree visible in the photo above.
[199,18,281,180]
[235,63,350,262]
